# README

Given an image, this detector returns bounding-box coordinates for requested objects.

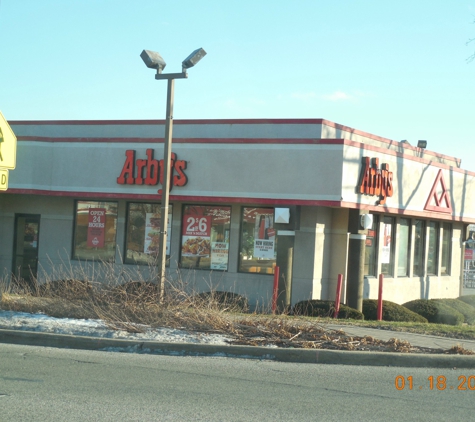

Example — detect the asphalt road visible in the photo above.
[1,343,475,421]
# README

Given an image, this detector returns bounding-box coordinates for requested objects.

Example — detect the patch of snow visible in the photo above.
[0,310,232,345]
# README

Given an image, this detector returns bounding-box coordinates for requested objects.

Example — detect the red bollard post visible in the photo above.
[377,274,384,321]
[272,266,280,314]
[334,274,343,319]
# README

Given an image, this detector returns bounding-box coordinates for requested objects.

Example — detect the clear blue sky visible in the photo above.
[1,1,474,170]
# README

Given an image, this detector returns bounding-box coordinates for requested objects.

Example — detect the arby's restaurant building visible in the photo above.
[1,118,475,309]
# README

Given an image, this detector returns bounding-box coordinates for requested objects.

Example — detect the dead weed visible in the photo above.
[1,279,474,355]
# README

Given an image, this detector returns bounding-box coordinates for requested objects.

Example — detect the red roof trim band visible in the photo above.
[3,189,469,222]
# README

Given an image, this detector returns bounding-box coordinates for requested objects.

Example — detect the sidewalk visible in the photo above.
[324,323,475,352]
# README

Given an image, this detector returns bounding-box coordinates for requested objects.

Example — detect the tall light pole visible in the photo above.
[140,48,206,301]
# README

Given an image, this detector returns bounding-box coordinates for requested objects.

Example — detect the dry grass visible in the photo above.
[0,274,250,335]
[445,344,475,355]
[1,268,474,355]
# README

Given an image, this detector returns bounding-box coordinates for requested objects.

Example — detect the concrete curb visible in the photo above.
[1,328,475,368]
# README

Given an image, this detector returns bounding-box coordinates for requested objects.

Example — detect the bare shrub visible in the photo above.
[3,258,473,354]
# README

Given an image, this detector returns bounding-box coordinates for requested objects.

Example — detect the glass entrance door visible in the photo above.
[12,214,41,286]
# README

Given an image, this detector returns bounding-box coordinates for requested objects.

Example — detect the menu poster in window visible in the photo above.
[381,222,391,264]
[87,208,106,248]
[254,213,275,259]
[211,242,229,270]
[182,212,212,257]
[144,213,171,255]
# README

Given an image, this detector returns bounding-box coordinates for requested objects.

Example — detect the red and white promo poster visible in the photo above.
[181,210,212,257]
[87,208,106,248]
[465,249,474,261]
[254,213,275,259]
[381,222,391,264]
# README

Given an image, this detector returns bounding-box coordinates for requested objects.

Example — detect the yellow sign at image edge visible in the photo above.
[0,168,8,191]
[0,110,17,170]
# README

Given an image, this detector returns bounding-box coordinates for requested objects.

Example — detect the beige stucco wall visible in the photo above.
[2,119,472,307]
[342,143,475,222]
[0,195,280,308]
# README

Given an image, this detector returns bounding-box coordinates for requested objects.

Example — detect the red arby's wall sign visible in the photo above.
[117,149,188,193]
[359,157,394,205]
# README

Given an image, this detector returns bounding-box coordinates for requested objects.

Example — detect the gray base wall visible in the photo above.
[0,194,466,309]
[0,196,311,309]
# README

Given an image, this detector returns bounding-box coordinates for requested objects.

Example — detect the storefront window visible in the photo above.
[73,201,118,262]
[125,203,172,265]
[364,215,378,276]
[239,207,276,274]
[427,221,439,275]
[413,220,425,277]
[441,222,451,275]
[381,216,395,276]
[180,205,231,270]
[397,218,411,277]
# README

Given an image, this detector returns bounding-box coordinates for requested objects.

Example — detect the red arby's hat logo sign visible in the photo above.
[424,169,453,214]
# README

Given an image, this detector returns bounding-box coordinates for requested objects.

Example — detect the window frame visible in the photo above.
[427,221,440,276]
[413,219,426,277]
[381,216,396,277]
[364,214,379,277]
[123,202,172,266]
[397,218,411,277]
[238,207,276,274]
[441,222,452,276]
[179,204,232,271]
[72,200,118,262]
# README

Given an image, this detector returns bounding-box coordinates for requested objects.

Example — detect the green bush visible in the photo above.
[457,295,475,308]
[433,299,475,325]
[403,299,464,326]
[195,291,249,313]
[292,300,364,320]
[362,299,428,323]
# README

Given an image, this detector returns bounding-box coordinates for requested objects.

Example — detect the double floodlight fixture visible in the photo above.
[140,50,167,73]
[182,48,207,70]
[140,48,207,78]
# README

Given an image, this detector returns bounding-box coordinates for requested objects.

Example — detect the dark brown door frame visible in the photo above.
[12,213,41,287]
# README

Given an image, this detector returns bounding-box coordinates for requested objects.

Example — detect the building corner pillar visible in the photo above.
[346,233,365,311]
[346,209,367,312]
